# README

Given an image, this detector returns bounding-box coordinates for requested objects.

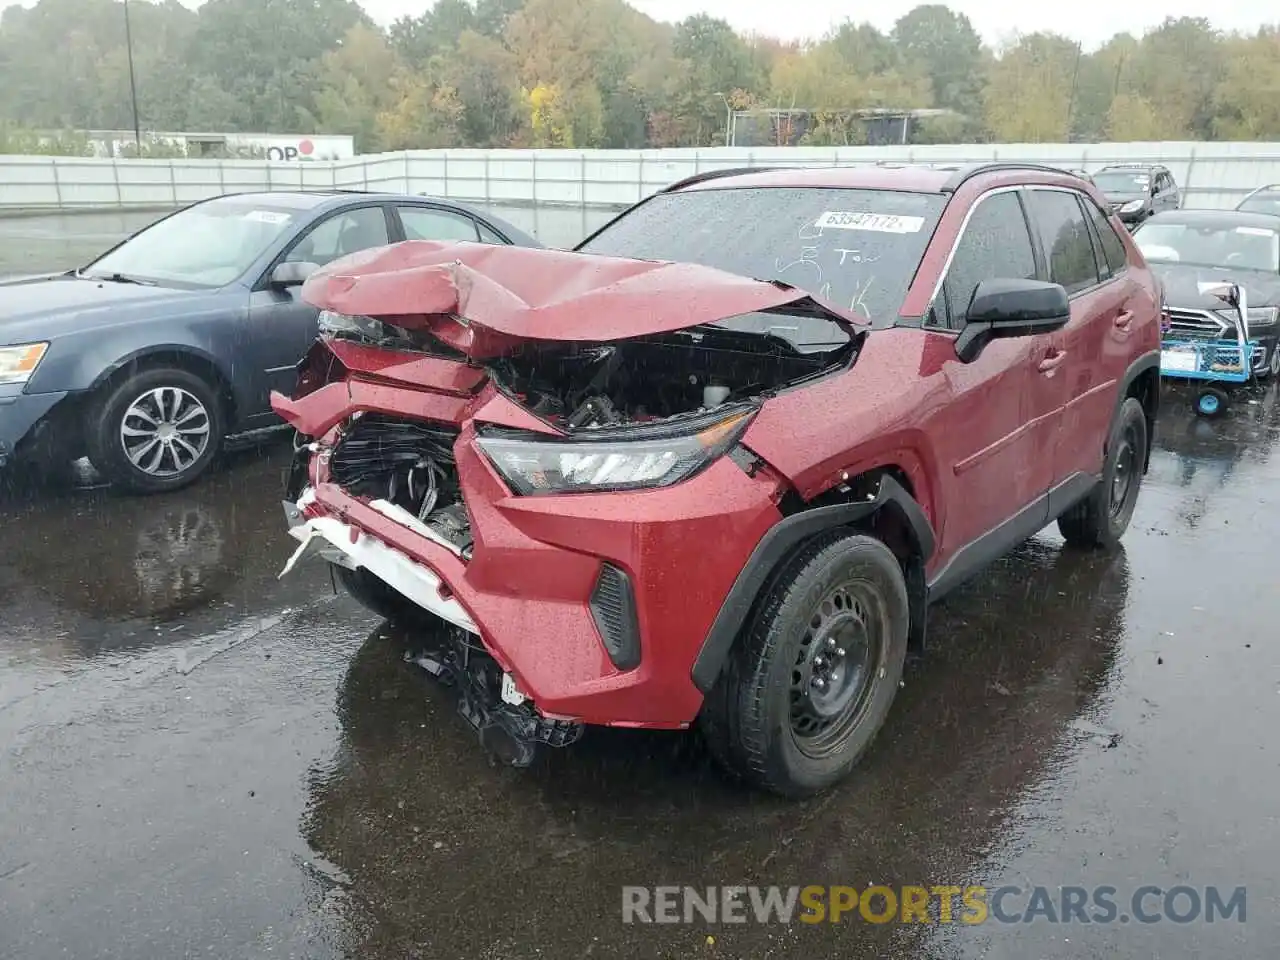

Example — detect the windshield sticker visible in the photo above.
[243,210,292,225]
[815,212,925,234]
[1236,226,1277,237]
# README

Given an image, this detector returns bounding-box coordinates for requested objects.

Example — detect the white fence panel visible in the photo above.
[4,142,1280,215]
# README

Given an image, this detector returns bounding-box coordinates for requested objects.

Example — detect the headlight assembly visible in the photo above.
[0,342,49,385]
[476,409,755,495]
[1120,200,1144,213]
[318,310,402,343]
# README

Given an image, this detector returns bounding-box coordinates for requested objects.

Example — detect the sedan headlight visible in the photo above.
[318,310,400,343]
[0,342,49,385]
[1120,200,1145,213]
[1217,306,1279,330]
[476,409,755,495]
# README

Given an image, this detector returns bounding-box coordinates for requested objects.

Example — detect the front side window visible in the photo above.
[1133,221,1280,273]
[83,196,301,288]
[1026,190,1101,295]
[577,186,947,328]
[932,191,1036,330]
[287,207,390,267]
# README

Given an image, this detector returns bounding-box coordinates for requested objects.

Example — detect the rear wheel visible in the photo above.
[1058,396,1148,548]
[700,531,909,798]
[87,367,224,494]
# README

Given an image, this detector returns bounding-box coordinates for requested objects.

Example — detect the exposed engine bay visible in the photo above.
[327,414,474,556]
[489,311,857,431]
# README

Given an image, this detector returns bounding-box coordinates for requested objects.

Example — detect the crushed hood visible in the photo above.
[299,240,851,358]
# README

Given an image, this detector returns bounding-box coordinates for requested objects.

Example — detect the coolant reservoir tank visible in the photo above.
[703,384,731,408]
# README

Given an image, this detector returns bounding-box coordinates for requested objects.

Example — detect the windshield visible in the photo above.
[1134,221,1280,272]
[576,187,946,327]
[84,196,301,288]
[1092,170,1151,197]
[1238,189,1280,216]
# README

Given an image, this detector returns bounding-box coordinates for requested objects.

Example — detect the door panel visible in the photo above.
[245,205,392,418]
[1025,189,1124,485]
[922,189,1046,563]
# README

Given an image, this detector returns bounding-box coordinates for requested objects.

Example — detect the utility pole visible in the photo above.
[1064,41,1083,140]
[715,92,732,147]
[123,0,143,157]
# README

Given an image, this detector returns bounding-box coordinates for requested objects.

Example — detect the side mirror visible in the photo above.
[270,260,319,288]
[954,278,1071,363]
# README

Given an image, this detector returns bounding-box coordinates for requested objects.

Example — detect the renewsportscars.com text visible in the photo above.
[621,885,1247,925]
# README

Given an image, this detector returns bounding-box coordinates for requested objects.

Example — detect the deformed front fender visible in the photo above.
[689,473,935,694]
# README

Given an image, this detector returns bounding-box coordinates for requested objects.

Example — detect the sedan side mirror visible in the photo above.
[270,260,319,288]
[955,278,1071,363]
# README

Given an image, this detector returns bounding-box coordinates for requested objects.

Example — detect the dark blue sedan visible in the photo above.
[0,191,539,493]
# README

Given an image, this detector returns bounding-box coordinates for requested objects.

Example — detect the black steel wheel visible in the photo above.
[1059,396,1149,549]
[700,530,910,798]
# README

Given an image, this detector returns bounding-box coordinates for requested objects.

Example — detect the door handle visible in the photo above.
[1038,349,1068,373]
[1114,311,1134,330]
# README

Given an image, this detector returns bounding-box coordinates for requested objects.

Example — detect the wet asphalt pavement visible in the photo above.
[2,383,1277,959]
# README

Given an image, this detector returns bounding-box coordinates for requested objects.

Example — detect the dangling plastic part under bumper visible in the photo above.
[280,489,478,634]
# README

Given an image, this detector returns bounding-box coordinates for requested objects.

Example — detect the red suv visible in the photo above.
[274,162,1161,797]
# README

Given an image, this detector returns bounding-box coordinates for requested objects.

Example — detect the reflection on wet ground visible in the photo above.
[2,381,1278,958]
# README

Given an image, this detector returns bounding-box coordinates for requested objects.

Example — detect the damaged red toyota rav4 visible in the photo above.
[274,163,1161,797]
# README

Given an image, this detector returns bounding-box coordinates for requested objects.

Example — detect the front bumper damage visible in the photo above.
[282,487,583,766]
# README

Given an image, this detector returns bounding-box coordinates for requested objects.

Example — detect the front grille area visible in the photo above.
[329,414,474,555]
[1166,308,1227,340]
[589,563,641,671]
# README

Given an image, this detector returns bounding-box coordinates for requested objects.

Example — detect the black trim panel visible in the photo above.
[926,492,1050,601]
[690,474,934,693]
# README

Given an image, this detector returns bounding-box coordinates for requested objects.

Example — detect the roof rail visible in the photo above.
[940,161,1088,193]
[659,166,791,193]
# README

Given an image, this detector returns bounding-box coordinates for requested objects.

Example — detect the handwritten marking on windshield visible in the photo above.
[835,248,880,265]
[849,276,875,320]
[774,247,824,283]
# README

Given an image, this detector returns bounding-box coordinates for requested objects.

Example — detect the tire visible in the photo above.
[1192,387,1229,419]
[1058,396,1149,549]
[1261,343,1280,380]
[335,564,430,625]
[87,367,225,494]
[700,531,910,798]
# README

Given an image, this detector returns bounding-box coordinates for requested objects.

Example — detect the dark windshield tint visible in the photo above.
[1238,190,1280,216]
[576,187,947,326]
[1092,170,1152,196]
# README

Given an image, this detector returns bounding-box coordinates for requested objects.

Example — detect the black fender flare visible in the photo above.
[1116,349,1160,472]
[689,474,935,694]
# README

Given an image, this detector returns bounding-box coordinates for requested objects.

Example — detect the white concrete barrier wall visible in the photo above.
[3,142,1280,214]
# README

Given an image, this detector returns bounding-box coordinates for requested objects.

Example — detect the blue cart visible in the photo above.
[1160,281,1259,418]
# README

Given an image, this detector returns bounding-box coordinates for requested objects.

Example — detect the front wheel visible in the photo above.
[1058,396,1149,549]
[700,531,909,798]
[87,367,225,494]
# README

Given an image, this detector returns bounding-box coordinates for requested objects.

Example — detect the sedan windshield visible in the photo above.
[576,186,946,327]
[1238,189,1280,216]
[1134,221,1280,273]
[83,197,301,288]
[1092,171,1152,197]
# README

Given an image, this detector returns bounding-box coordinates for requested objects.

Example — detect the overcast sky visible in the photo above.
[2,0,1275,50]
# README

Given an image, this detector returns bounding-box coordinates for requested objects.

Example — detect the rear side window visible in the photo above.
[932,191,1036,330]
[399,206,480,242]
[1082,197,1129,276]
[1026,190,1099,295]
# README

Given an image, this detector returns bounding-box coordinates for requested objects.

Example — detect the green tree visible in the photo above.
[892,5,985,117]
[1212,29,1280,139]
[983,33,1080,142]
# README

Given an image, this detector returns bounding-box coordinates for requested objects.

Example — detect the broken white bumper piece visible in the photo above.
[280,492,478,635]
